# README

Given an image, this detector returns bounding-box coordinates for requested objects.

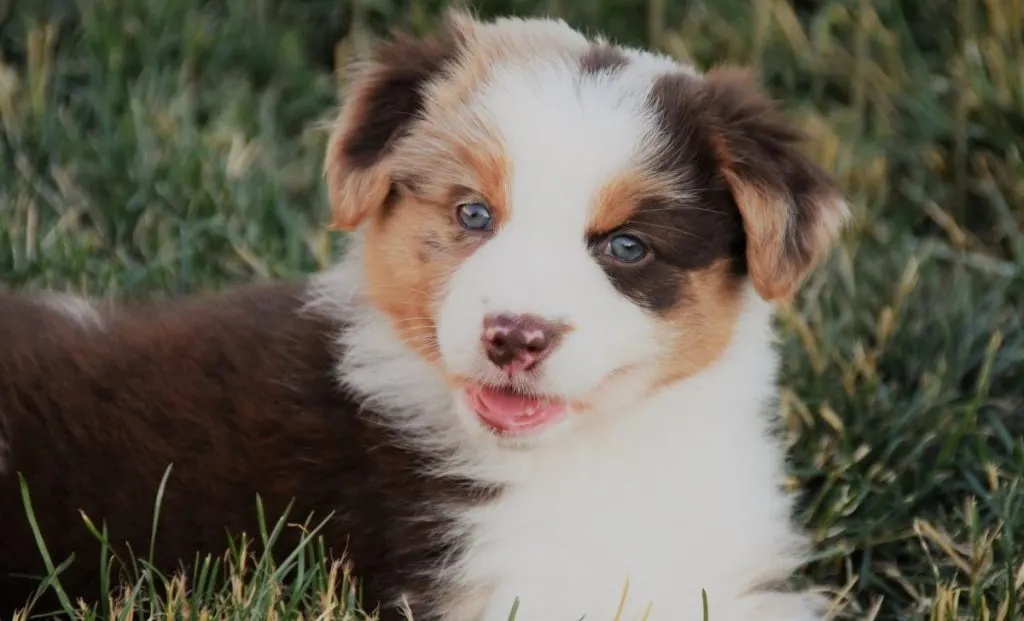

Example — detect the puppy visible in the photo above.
[0,11,849,621]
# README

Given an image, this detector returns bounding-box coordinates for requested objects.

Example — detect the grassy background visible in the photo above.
[1,0,1023,619]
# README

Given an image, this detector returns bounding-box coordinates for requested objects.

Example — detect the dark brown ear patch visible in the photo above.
[339,30,465,170]
[647,68,848,303]
[698,67,847,301]
[325,20,466,231]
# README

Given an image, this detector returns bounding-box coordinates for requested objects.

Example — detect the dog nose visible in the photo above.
[482,313,565,373]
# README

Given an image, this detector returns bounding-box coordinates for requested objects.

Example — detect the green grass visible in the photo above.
[1,0,1022,619]
[15,465,371,621]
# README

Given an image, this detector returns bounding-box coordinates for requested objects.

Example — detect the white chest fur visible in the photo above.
[447,305,826,621]
[312,270,827,621]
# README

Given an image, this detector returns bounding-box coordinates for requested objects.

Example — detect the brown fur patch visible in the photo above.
[0,285,493,620]
[389,108,511,222]
[719,169,812,302]
[586,168,683,234]
[653,260,745,388]
[362,193,477,365]
[696,67,849,302]
[325,17,467,231]
[579,43,630,75]
[0,409,8,475]
[362,118,512,366]
[427,10,590,113]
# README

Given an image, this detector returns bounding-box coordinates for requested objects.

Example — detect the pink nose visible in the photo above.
[482,313,566,373]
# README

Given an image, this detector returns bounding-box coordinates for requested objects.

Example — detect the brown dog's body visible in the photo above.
[0,284,479,619]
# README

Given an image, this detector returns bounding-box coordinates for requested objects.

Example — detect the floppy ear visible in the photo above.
[324,16,467,231]
[700,67,850,303]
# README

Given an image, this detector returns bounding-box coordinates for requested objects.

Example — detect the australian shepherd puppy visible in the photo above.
[0,10,849,621]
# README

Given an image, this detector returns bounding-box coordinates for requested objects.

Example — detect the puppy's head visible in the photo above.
[325,11,848,444]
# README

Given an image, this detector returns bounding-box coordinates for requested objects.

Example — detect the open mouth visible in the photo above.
[464,385,569,435]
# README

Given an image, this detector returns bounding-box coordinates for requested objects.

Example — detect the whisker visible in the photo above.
[633,204,733,216]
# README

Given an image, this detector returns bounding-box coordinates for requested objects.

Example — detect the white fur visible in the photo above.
[307,18,827,621]
[37,291,103,329]
[460,292,820,621]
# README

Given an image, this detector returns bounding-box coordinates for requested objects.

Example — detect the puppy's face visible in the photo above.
[326,12,848,443]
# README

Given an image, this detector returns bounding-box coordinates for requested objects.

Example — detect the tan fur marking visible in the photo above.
[390,109,511,219]
[427,10,589,113]
[701,67,849,303]
[326,161,393,232]
[362,116,513,367]
[586,169,681,234]
[363,195,461,365]
[720,171,799,301]
[705,116,799,302]
[721,168,847,303]
[652,260,745,389]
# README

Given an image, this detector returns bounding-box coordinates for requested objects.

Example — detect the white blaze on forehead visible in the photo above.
[472,60,663,236]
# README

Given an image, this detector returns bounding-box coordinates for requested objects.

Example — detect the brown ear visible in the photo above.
[700,67,850,303]
[324,16,467,231]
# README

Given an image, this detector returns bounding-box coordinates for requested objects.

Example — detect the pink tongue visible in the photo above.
[469,387,568,433]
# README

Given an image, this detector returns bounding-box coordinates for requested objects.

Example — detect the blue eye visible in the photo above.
[457,202,493,231]
[605,234,648,263]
